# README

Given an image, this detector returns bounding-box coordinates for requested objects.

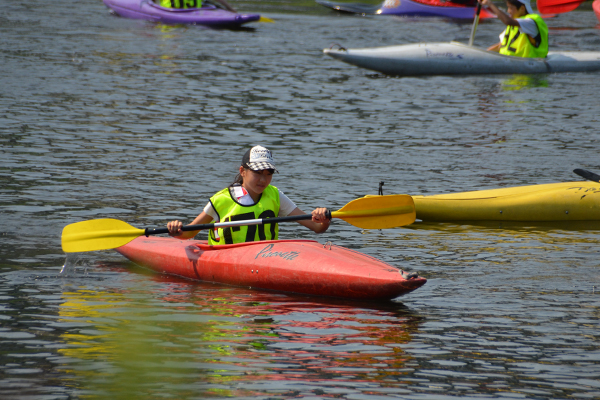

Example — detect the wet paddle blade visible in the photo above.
[537,0,585,14]
[332,195,416,229]
[61,219,145,253]
[573,168,600,183]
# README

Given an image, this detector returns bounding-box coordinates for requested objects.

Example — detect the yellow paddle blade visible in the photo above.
[259,16,274,23]
[331,195,415,229]
[61,219,145,253]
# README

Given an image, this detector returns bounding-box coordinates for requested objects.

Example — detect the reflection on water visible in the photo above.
[501,74,549,91]
[2,254,599,398]
[56,274,421,398]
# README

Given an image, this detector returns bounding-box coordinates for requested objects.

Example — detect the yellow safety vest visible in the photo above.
[208,185,281,245]
[499,14,548,58]
[159,0,202,8]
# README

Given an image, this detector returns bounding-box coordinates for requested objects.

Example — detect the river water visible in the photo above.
[1,0,600,399]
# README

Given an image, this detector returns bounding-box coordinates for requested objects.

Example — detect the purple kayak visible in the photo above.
[102,0,261,27]
[316,0,495,19]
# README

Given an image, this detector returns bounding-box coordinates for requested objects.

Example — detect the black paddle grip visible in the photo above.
[145,223,217,237]
[145,227,169,236]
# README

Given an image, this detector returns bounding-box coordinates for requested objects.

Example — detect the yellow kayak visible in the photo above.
[412,182,600,222]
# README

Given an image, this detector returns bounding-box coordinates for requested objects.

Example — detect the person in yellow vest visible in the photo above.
[478,0,549,58]
[166,145,330,245]
[158,0,237,13]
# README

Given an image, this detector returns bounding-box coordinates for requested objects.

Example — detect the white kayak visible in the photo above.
[323,42,600,76]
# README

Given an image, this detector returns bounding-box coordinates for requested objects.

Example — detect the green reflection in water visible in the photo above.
[502,74,549,91]
[56,281,421,398]
[57,289,263,398]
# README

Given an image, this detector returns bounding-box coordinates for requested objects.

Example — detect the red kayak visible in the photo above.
[116,237,426,300]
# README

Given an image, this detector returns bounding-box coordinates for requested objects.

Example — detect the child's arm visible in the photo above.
[478,0,520,27]
[487,43,502,52]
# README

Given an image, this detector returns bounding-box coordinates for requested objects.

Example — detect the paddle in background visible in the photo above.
[537,0,586,14]
[469,1,483,46]
[468,0,572,47]
[62,195,416,253]
[573,168,600,182]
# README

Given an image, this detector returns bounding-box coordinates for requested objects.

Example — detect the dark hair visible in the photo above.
[507,0,526,9]
[229,166,275,187]
[230,165,249,187]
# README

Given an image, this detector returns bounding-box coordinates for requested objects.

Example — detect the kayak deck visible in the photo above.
[413,181,600,221]
[116,237,426,300]
[324,42,600,76]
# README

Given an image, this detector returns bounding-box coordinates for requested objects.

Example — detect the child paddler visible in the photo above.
[167,145,330,244]
[478,0,548,58]
[157,0,237,13]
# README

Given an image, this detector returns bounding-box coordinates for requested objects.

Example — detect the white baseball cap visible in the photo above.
[242,145,277,171]
[518,0,534,14]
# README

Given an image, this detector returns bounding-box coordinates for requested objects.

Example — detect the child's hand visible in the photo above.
[167,220,183,236]
[311,208,330,224]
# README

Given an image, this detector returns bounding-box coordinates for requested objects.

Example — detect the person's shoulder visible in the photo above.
[523,13,545,24]
[273,186,293,202]
[211,187,231,199]
[517,16,539,32]
[275,188,297,215]
[276,187,289,198]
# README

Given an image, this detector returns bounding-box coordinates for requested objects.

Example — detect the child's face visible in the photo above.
[240,168,273,197]
[506,2,527,18]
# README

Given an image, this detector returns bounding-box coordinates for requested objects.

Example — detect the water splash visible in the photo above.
[59,253,90,277]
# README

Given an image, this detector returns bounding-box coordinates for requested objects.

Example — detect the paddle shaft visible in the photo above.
[144,211,332,236]
[468,3,482,46]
